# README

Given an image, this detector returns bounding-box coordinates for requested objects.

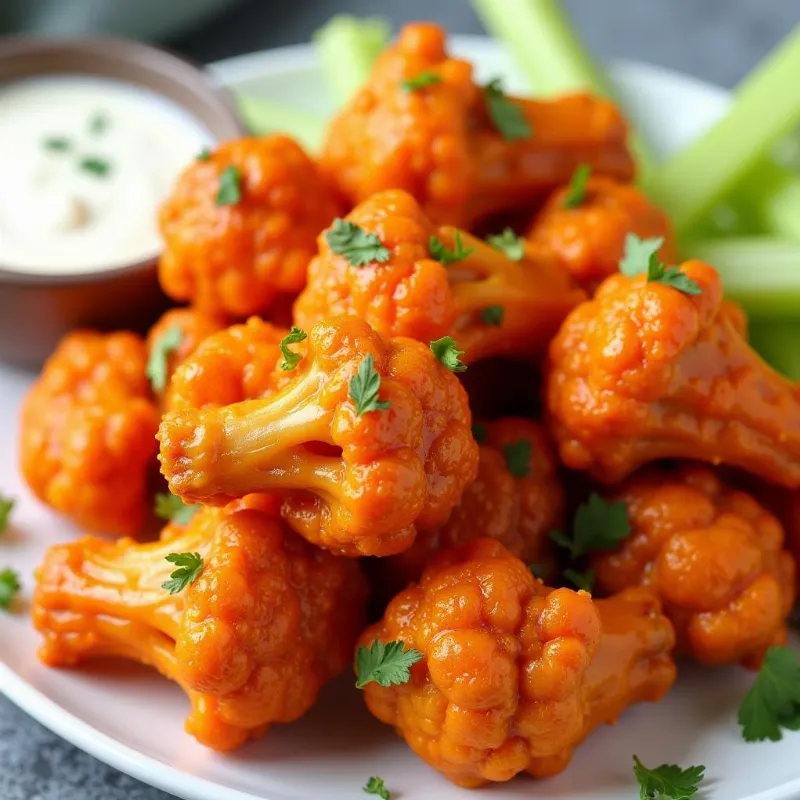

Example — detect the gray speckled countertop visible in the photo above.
[3,2,800,798]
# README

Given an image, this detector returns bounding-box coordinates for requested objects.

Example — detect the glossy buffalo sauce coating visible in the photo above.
[369,418,563,600]
[159,135,343,318]
[546,260,800,486]
[527,176,678,293]
[591,465,796,668]
[294,189,587,364]
[19,330,159,536]
[359,538,675,787]
[158,316,479,557]
[320,23,634,229]
[32,496,368,752]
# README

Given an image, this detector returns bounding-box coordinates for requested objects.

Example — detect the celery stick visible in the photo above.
[743,160,800,240]
[234,94,326,153]
[688,237,800,318]
[314,15,391,105]
[470,0,654,181]
[644,24,800,239]
[749,320,800,380]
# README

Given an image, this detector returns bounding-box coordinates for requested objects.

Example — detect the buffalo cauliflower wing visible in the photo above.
[294,190,586,365]
[358,538,675,787]
[158,135,342,317]
[320,23,634,229]
[33,496,368,751]
[20,331,160,536]
[158,316,479,557]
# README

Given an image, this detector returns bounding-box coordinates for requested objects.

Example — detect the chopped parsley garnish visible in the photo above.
[481,305,504,326]
[0,496,14,533]
[503,440,531,478]
[429,230,475,265]
[89,111,109,135]
[0,569,21,611]
[355,640,423,689]
[161,552,204,595]
[196,148,212,161]
[326,219,391,266]
[429,336,467,372]
[562,567,595,592]
[738,645,800,742]
[471,422,487,444]
[486,227,524,260]
[550,493,631,558]
[363,777,390,800]
[633,755,705,800]
[402,71,442,92]
[619,234,702,296]
[79,156,111,178]
[483,78,532,141]
[279,327,308,371]
[146,325,183,393]
[43,137,72,152]
[349,354,391,416]
[216,165,242,205]
[563,163,592,208]
[154,493,200,526]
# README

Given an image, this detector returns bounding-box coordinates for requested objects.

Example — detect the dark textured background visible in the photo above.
[3,1,800,798]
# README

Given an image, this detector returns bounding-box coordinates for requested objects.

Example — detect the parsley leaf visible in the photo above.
[503,440,531,478]
[528,563,546,580]
[619,234,702,296]
[355,640,423,688]
[486,227,524,260]
[79,156,111,178]
[161,552,203,594]
[633,755,705,800]
[89,111,109,135]
[402,71,442,92]
[0,496,14,533]
[738,645,800,742]
[0,569,21,611]
[349,354,391,416]
[481,305,505,326]
[43,137,71,152]
[196,147,212,161]
[363,776,390,799]
[563,163,592,208]
[471,422,487,444]
[550,493,631,558]
[216,165,242,205]
[429,336,467,372]
[483,78,532,141]
[562,567,595,592]
[146,325,183,393]
[429,230,475,265]
[326,219,391,266]
[279,327,307,371]
[154,493,200,526]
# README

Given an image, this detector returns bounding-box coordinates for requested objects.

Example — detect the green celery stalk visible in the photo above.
[688,237,800,318]
[748,320,800,381]
[644,24,800,240]
[470,0,654,182]
[314,14,391,105]
[234,94,326,153]
[741,159,800,240]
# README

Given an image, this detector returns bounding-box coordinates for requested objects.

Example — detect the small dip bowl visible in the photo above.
[0,36,244,369]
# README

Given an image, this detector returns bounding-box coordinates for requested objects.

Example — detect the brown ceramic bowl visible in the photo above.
[0,36,245,369]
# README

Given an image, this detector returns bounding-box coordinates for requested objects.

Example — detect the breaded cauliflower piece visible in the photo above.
[33,496,368,752]
[20,331,159,536]
[158,135,342,317]
[359,538,675,787]
[320,23,634,228]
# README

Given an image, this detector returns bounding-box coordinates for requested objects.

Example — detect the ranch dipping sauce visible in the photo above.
[0,75,210,274]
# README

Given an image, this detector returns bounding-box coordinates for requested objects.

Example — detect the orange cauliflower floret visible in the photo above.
[320,23,634,229]
[294,190,586,365]
[158,316,479,557]
[527,176,678,293]
[370,418,563,598]
[545,260,800,486]
[19,331,160,536]
[359,539,675,787]
[158,135,342,317]
[591,466,796,667]
[33,496,368,752]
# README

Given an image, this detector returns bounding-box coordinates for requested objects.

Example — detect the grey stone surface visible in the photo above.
[2,2,799,798]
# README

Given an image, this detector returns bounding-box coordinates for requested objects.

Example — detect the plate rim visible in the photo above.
[5,35,799,800]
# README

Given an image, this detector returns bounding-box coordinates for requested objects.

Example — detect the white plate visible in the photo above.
[2,35,799,800]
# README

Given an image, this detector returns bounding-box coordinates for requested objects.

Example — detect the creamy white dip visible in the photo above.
[0,75,210,274]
